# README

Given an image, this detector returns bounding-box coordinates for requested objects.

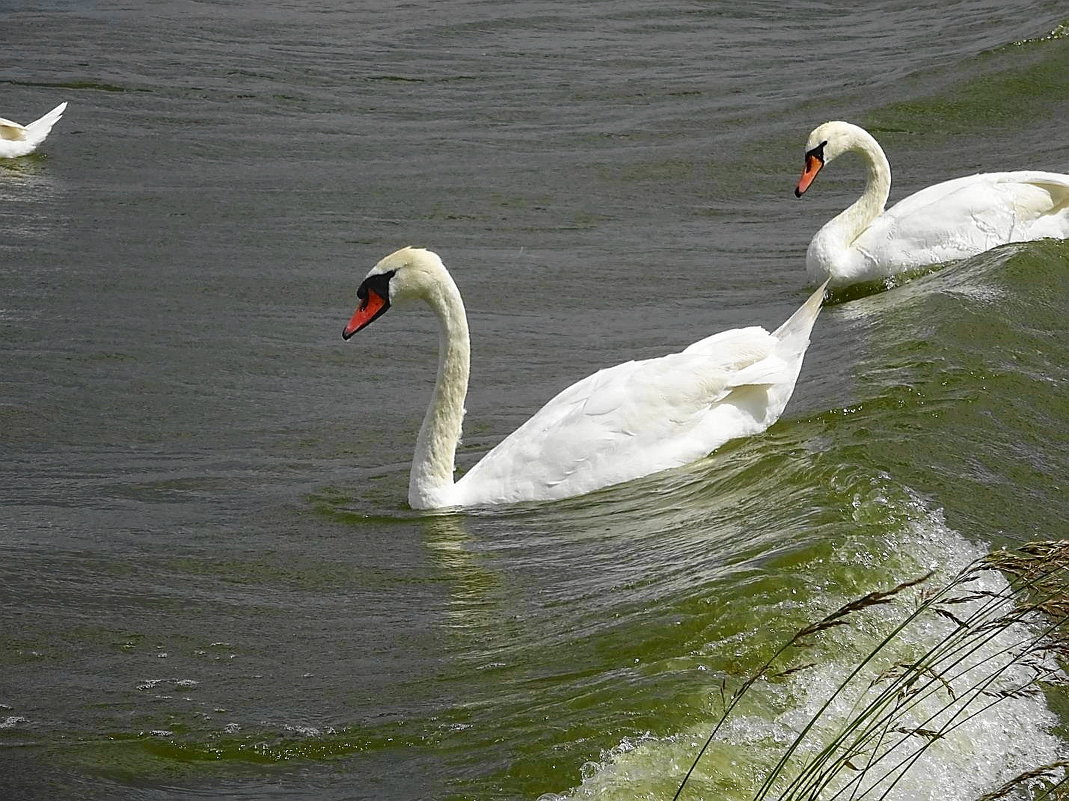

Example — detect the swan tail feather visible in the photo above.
[24,102,67,145]
[772,279,829,346]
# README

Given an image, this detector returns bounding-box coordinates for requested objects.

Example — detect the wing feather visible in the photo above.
[454,327,783,504]
[0,121,27,142]
[857,171,1069,266]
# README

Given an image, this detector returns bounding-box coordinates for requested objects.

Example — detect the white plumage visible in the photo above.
[343,247,827,510]
[795,121,1069,287]
[0,102,68,159]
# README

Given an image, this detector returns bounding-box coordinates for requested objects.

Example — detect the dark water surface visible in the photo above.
[2,2,1068,799]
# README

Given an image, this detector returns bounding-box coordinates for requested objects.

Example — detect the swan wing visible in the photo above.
[453,328,789,505]
[856,171,1069,268]
[0,119,27,142]
[453,282,828,507]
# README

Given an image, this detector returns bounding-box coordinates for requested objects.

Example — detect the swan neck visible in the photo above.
[408,275,470,509]
[840,130,892,236]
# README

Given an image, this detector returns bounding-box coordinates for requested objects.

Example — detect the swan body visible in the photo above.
[794,121,1069,287]
[343,247,827,510]
[0,102,68,158]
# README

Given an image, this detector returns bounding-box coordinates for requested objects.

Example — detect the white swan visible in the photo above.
[794,121,1069,287]
[0,102,68,159]
[342,247,828,510]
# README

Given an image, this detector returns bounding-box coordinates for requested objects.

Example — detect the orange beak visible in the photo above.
[342,288,388,339]
[795,152,823,197]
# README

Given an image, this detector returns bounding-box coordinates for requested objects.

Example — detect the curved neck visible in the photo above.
[408,273,470,509]
[833,128,892,242]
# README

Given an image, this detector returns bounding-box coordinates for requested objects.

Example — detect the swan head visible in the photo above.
[794,121,871,197]
[342,246,447,339]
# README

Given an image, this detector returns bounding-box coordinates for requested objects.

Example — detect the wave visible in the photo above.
[537,489,1067,801]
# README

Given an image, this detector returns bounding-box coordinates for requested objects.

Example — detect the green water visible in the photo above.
[3,3,1068,800]
[26,244,1068,798]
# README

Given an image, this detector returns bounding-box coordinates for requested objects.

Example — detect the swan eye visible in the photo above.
[805,140,827,163]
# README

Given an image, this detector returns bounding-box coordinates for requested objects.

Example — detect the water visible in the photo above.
[2,1,1067,799]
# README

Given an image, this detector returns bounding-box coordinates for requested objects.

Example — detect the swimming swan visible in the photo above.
[342,247,828,509]
[794,121,1069,287]
[0,102,68,159]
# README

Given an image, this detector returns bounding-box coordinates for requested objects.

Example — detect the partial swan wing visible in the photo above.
[857,171,1069,267]
[455,327,783,505]
[0,119,27,142]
